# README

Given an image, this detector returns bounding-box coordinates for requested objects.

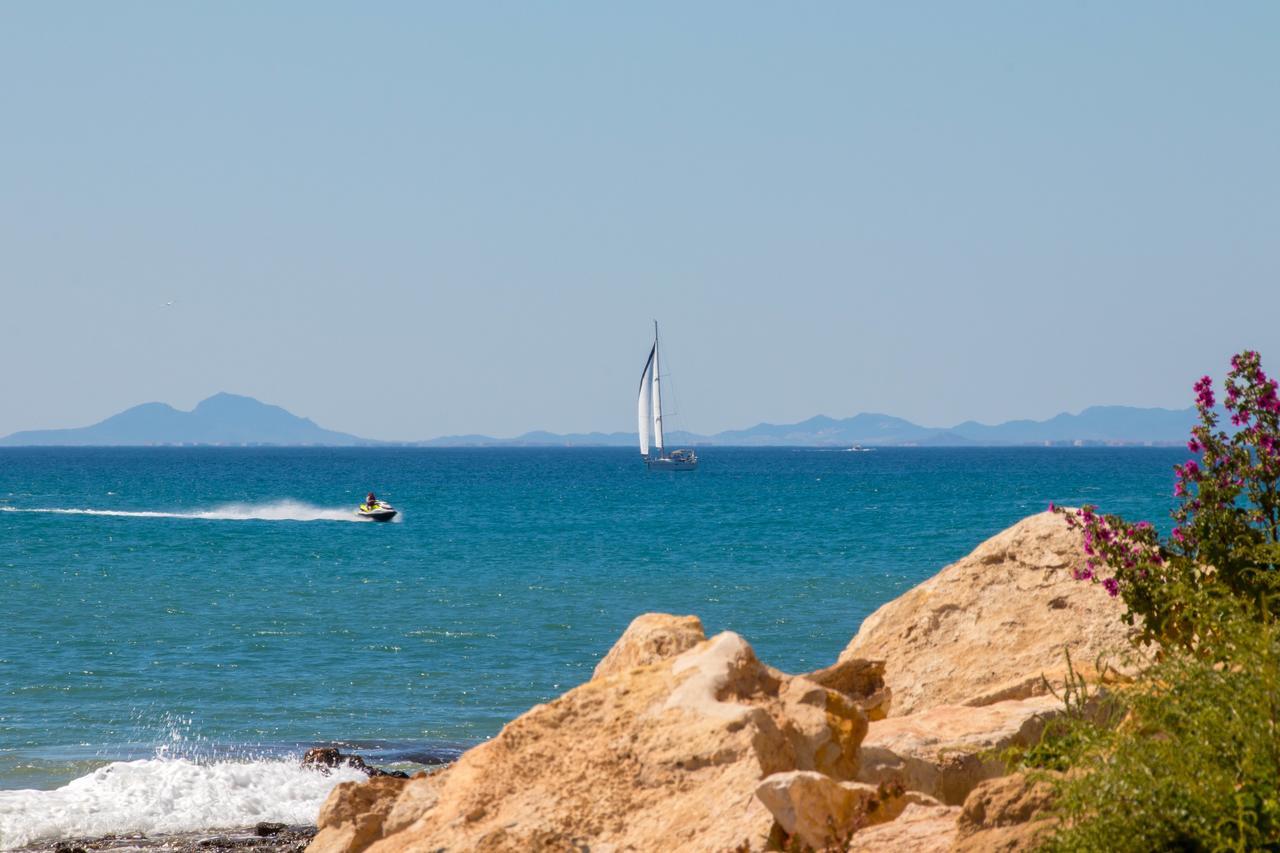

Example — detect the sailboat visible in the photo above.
[638,322,698,471]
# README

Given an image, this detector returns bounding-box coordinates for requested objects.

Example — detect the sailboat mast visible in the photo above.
[652,321,664,455]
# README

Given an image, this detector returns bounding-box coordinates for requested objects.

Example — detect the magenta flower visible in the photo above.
[1102,577,1120,597]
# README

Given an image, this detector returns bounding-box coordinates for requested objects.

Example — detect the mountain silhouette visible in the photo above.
[0,393,376,446]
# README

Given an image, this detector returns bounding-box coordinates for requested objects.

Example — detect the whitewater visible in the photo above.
[0,500,377,522]
[0,759,366,849]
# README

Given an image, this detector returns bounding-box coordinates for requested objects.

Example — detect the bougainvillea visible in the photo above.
[1055,350,1280,652]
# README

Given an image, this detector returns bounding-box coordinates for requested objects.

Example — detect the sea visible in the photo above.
[0,446,1185,846]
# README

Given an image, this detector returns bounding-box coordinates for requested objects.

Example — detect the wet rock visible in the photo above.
[253,823,286,837]
[300,748,408,779]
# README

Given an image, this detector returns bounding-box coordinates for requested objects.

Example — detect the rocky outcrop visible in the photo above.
[856,695,1060,805]
[800,658,892,722]
[755,771,940,850]
[953,772,1059,852]
[841,511,1137,716]
[591,612,707,679]
[311,625,878,853]
[845,803,961,852]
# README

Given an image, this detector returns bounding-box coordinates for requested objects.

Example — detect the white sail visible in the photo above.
[637,344,655,456]
[652,334,664,453]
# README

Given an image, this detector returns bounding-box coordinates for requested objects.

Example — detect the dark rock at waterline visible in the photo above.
[253,824,286,838]
[19,826,317,853]
[300,747,409,779]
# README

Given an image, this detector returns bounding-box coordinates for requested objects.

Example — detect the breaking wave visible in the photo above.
[0,500,380,523]
[0,758,366,849]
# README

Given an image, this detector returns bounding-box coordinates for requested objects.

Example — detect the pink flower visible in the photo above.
[1103,577,1120,597]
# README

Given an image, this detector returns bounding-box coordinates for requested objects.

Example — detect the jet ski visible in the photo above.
[357,500,398,522]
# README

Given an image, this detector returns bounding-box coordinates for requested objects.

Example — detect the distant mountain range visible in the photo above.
[0,393,372,447]
[0,393,1199,448]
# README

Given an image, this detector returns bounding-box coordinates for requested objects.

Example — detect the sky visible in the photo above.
[1,3,1277,441]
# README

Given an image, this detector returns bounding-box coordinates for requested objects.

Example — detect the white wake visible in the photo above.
[0,500,374,523]
[0,758,366,849]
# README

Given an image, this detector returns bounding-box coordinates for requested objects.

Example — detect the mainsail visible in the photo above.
[637,343,655,456]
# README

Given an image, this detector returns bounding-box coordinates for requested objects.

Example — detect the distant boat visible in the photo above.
[846,444,874,452]
[638,322,698,471]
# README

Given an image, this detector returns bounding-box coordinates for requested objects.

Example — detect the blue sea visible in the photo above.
[0,446,1183,844]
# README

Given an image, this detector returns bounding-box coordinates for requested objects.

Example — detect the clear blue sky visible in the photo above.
[2,3,1277,440]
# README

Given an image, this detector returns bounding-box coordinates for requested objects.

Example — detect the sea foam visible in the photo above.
[0,500,373,523]
[0,758,366,849]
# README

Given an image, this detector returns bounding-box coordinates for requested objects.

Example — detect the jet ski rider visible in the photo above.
[365,492,378,509]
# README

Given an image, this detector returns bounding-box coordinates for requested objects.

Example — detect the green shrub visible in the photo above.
[1012,609,1280,852]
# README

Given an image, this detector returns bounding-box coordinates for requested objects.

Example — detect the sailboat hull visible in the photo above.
[646,456,698,471]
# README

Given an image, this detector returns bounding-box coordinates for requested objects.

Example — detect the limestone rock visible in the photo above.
[755,770,938,851]
[856,695,1060,805]
[841,511,1138,716]
[313,776,411,853]
[845,803,961,852]
[953,772,1058,852]
[800,657,892,721]
[311,630,869,853]
[592,613,706,679]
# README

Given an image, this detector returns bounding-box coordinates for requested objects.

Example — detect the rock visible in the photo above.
[592,612,706,679]
[800,657,892,721]
[755,770,938,850]
[301,747,409,779]
[953,772,1059,852]
[310,630,869,853]
[845,803,962,852]
[254,822,287,837]
[841,511,1138,716]
[313,776,410,853]
[856,694,1061,805]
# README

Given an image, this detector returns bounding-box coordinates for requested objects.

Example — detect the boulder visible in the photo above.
[592,613,707,679]
[845,803,961,852]
[953,772,1059,852]
[755,770,939,850]
[856,695,1060,805]
[310,630,869,853]
[302,747,409,779]
[841,511,1138,716]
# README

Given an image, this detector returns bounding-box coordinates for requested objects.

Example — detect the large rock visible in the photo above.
[755,770,939,850]
[592,613,706,679]
[953,772,1058,852]
[311,629,870,853]
[845,803,961,852]
[842,511,1137,716]
[856,695,1061,805]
